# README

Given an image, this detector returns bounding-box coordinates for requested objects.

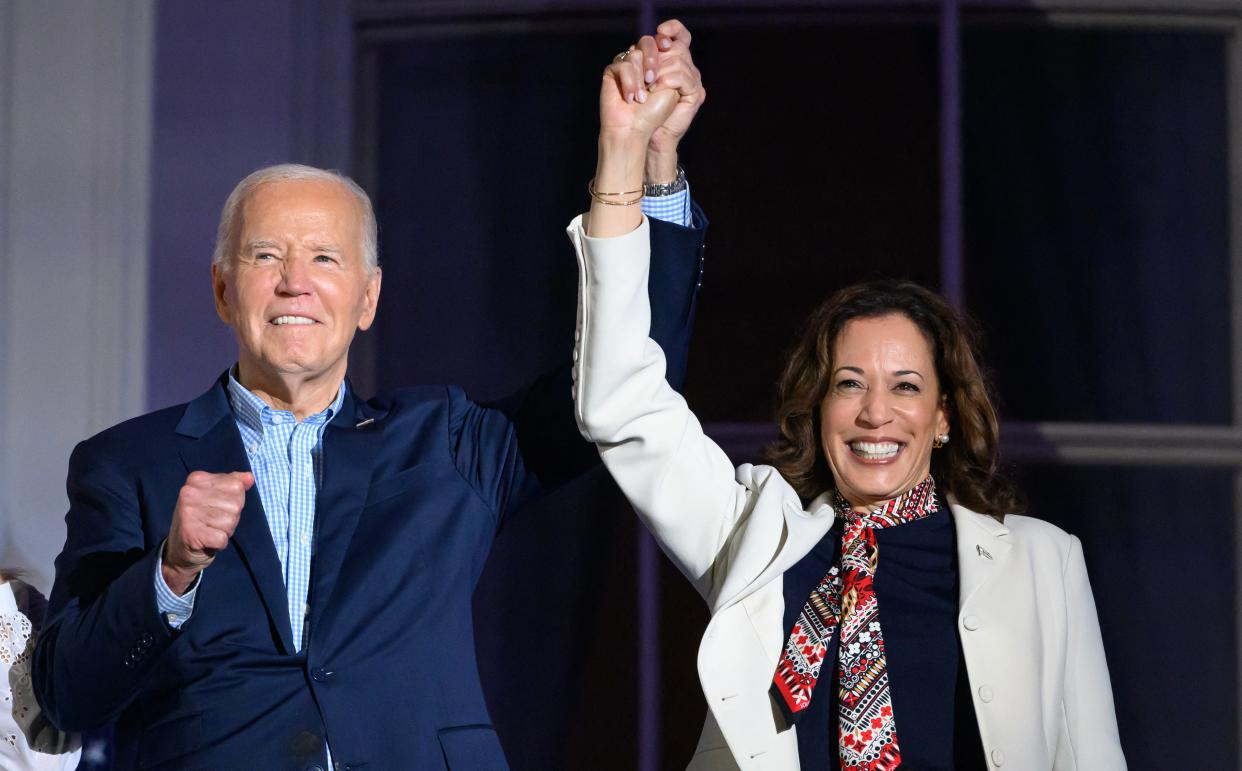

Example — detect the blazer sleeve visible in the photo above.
[33,439,174,731]
[569,214,758,601]
[1058,536,1127,769]
[450,207,707,527]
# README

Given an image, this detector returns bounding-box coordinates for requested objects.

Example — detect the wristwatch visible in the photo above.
[645,165,687,196]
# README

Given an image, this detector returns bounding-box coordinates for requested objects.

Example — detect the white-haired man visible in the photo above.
[34,21,705,770]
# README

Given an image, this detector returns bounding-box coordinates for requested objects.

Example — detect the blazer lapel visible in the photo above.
[176,375,295,654]
[308,386,383,628]
[950,501,1012,607]
[720,489,838,612]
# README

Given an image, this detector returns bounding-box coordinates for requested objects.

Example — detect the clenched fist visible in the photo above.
[161,470,254,595]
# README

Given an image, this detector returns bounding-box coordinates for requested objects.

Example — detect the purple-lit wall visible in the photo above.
[147,0,351,410]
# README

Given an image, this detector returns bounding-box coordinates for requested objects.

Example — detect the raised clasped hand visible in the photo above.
[600,19,705,148]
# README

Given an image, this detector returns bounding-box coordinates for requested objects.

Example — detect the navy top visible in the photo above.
[779,507,986,770]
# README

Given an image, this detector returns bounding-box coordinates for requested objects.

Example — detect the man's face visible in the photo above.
[212,179,381,390]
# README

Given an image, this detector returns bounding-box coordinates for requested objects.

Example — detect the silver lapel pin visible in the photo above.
[976,544,993,560]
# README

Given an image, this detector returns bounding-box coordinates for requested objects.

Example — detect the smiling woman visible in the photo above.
[767,281,1023,519]
[571,239,1127,768]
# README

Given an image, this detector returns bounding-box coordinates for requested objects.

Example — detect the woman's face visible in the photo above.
[819,313,950,509]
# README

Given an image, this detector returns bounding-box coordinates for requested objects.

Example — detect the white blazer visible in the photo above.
[568,216,1126,771]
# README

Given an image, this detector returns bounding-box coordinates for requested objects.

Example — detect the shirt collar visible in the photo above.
[226,366,345,432]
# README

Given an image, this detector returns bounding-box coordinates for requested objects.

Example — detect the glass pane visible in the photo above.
[683,22,940,421]
[1011,463,1235,768]
[367,26,621,400]
[963,27,1231,424]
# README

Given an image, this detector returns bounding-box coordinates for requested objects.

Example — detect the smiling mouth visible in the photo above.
[271,315,316,326]
[848,440,902,461]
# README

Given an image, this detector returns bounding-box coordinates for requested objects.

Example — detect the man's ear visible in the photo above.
[212,263,232,324]
[357,268,382,332]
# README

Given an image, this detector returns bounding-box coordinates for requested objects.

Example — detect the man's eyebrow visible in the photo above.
[244,239,281,251]
[307,242,342,253]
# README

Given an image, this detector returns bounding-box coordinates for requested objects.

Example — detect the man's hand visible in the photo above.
[161,470,254,595]
[640,20,705,184]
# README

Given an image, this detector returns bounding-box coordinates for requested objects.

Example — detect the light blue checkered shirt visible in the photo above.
[642,185,691,227]
[154,374,344,651]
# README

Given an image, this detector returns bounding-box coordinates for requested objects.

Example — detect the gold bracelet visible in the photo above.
[588,178,645,206]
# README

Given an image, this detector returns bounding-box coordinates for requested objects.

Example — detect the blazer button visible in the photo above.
[978,685,994,703]
[962,614,981,631]
[990,748,1005,766]
[311,667,332,682]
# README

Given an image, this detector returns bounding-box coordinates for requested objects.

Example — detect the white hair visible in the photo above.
[212,163,379,273]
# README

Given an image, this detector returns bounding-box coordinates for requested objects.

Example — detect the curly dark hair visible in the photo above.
[763,280,1023,519]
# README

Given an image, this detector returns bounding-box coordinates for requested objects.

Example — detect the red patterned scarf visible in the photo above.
[771,476,938,770]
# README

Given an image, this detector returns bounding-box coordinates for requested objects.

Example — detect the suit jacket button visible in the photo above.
[140,633,154,647]
[990,748,1005,766]
[978,685,994,703]
[311,667,332,682]
[962,614,981,631]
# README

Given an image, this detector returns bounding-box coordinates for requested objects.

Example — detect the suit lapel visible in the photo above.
[950,501,1012,607]
[176,375,295,654]
[308,387,383,628]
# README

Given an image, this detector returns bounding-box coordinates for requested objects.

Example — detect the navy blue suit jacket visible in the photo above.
[34,212,706,771]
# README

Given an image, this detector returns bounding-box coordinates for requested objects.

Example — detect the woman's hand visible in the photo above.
[599,48,679,141]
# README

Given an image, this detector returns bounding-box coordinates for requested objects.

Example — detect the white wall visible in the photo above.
[0,0,153,591]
